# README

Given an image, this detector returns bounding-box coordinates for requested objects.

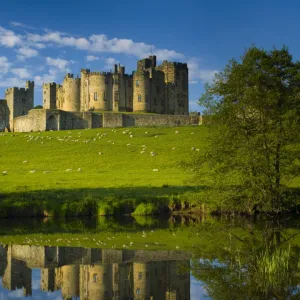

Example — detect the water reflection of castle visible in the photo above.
[0,244,190,299]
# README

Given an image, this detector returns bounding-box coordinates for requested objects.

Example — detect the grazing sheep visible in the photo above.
[2,171,8,175]
[77,168,82,172]
[175,131,179,134]
[153,169,159,172]
[99,152,103,155]
[65,169,72,172]
[196,149,200,151]
[43,171,50,174]
[191,147,195,151]
[29,170,36,173]
[23,160,28,164]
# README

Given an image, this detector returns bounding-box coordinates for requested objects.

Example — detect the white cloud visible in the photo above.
[10,21,35,30]
[0,57,11,74]
[0,26,22,47]
[11,68,31,79]
[188,58,218,84]
[34,69,57,86]
[27,30,184,61]
[46,57,74,72]
[17,47,38,60]
[104,57,118,70]
[86,55,99,62]
[0,77,25,88]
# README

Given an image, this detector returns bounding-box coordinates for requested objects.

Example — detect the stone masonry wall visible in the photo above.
[0,100,8,131]
[14,109,46,132]
[13,109,199,132]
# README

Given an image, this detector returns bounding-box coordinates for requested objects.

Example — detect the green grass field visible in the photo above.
[0,126,212,216]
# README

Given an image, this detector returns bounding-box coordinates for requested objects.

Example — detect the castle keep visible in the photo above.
[0,56,195,132]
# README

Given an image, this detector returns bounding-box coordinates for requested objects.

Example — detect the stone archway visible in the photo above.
[47,115,58,131]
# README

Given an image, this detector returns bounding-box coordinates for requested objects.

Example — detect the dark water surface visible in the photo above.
[0,215,300,299]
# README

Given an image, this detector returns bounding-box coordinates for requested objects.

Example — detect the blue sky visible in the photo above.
[0,0,300,111]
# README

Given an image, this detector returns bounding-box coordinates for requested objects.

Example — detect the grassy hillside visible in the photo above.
[0,126,211,216]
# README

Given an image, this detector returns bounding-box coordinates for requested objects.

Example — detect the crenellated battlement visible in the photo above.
[81,69,90,74]
[159,61,188,69]
[65,73,74,79]
[43,82,56,87]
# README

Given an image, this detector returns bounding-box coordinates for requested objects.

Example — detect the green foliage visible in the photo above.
[197,46,300,213]
[132,202,161,215]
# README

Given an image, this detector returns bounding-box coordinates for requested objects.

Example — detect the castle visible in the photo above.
[0,244,190,299]
[0,56,195,132]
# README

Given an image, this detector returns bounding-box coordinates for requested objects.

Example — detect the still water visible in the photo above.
[0,215,299,299]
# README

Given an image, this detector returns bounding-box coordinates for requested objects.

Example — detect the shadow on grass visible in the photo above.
[0,185,210,218]
[1,185,299,218]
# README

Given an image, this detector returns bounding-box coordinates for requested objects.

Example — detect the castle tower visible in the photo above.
[61,74,81,111]
[150,69,165,114]
[41,269,55,292]
[133,262,151,299]
[59,265,80,299]
[80,69,113,111]
[133,70,151,112]
[124,75,133,112]
[80,69,90,112]
[5,80,34,131]
[43,83,57,109]
[80,264,113,299]
[156,61,189,115]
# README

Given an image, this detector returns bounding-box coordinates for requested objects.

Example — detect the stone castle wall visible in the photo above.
[0,100,8,131]
[13,109,198,132]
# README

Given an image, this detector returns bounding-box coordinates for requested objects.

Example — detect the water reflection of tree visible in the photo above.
[191,218,300,299]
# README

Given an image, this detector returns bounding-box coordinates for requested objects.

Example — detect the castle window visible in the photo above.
[103,92,107,102]
[94,92,98,101]
[138,272,142,280]
[138,94,142,102]
[92,274,98,282]
[136,288,141,295]
[114,78,118,85]
[21,98,26,104]
[136,80,140,87]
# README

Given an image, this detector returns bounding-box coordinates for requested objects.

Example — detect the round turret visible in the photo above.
[133,71,150,112]
[62,75,81,112]
[88,73,112,111]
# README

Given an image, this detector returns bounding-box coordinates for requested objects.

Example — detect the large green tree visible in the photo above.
[198,46,300,213]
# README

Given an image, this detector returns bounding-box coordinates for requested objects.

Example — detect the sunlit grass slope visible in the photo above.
[0,126,208,192]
